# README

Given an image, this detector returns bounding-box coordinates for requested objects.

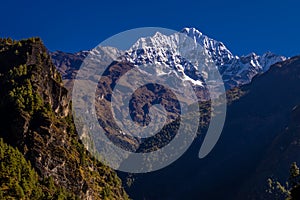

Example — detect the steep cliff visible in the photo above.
[0,38,128,199]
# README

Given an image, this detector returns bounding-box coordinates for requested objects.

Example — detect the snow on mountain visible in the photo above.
[181,27,234,66]
[122,31,206,87]
[122,27,286,89]
[51,27,286,90]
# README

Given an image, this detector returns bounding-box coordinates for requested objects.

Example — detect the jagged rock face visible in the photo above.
[0,38,128,199]
[50,50,88,91]
[0,38,68,145]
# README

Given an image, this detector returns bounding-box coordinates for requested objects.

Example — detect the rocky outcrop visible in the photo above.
[0,38,129,199]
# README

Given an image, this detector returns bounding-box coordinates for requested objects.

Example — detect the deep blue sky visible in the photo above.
[1,0,299,57]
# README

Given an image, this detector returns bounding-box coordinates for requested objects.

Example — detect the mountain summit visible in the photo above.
[52,27,286,90]
[124,27,286,88]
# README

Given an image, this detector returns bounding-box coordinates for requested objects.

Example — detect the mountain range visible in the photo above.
[50,28,300,200]
[51,27,286,91]
[0,27,299,200]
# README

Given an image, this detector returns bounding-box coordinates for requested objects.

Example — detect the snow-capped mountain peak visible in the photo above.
[124,30,208,87]
[51,27,286,90]
[123,27,286,89]
[181,27,234,65]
